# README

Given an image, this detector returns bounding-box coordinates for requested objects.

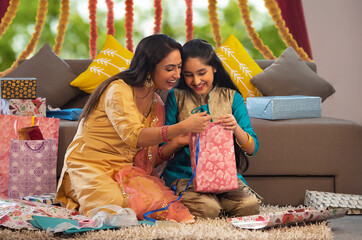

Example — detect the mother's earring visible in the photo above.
[145,73,154,88]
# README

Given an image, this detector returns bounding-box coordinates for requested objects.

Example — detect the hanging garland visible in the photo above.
[53,0,70,55]
[105,0,115,36]
[185,0,193,41]
[153,0,162,34]
[237,0,276,60]
[0,0,48,77]
[125,0,134,52]
[208,0,222,48]
[264,0,312,61]
[89,0,98,59]
[0,0,20,39]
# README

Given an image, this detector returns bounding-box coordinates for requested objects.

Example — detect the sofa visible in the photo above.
[9,57,362,207]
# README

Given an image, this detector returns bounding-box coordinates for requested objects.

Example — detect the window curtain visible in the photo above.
[275,0,313,59]
[0,0,11,24]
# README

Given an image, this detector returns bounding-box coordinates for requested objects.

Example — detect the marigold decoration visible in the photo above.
[153,0,162,34]
[53,0,70,55]
[0,0,48,77]
[0,0,20,39]
[89,0,98,59]
[125,0,134,52]
[185,0,193,41]
[208,0,222,48]
[264,0,312,61]
[105,0,115,36]
[237,0,276,60]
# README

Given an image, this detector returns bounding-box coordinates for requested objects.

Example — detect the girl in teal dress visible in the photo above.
[162,39,262,218]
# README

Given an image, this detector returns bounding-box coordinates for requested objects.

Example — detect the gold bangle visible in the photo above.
[236,133,253,150]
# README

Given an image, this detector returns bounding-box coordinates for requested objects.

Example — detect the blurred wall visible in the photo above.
[302,0,362,124]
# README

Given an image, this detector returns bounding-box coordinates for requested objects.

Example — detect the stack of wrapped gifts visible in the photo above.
[0,78,46,117]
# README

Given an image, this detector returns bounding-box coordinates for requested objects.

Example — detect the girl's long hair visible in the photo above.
[80,34,182,123]
[176,39,249,172]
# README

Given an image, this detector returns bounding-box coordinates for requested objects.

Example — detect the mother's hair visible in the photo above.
[80,34,182,122]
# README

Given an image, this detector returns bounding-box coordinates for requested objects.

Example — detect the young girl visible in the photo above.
[162,39,261,218]
[56,34,212,223]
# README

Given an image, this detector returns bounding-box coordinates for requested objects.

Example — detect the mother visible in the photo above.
[56,34,211,222]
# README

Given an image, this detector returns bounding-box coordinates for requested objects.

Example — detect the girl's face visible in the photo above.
[152,49,182,91]
[183,57,215,99]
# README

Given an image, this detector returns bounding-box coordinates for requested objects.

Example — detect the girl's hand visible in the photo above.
[182,111,212,133]
[216,114,238,131]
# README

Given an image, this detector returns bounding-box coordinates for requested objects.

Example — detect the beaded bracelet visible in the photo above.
[158,144,175,161]
[236,133,253,150]
[161,126,170,142]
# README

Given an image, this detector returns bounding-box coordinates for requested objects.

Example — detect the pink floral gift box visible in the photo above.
[0,98,46,117]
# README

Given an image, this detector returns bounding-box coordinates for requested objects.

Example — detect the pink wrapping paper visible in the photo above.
[0,115,59,198]
[189,122,238,194]
[230,207,348,229]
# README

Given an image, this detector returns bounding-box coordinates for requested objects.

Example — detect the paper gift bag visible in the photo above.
[0,115,59,198]
[8,139,57,199]
[1,78,37,99]
[189,122,238,194]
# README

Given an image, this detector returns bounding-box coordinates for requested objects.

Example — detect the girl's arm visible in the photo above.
[217,92,259,156]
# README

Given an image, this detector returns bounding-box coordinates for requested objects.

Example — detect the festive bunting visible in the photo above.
[105,0,115,36]
[153,0,162,34]
[0,0,48,77]
[208,0,222,48]
[88,0,98,59]
[53,0,70,55]
[265,0,312,61]
[237,0,276,60]
[0,0,19,39]
[185,0,193,41]
[125,0,134,52]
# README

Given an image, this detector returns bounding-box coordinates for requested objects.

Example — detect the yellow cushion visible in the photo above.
[215,34,262,98]
[70,35,133,93]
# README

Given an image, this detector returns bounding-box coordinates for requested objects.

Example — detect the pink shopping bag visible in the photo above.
[189,122,238,194]
[8,139,57,199]
[0,115,59,198]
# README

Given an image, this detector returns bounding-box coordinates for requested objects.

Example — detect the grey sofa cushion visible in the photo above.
[5,44,81,108]
[251,47,335,102]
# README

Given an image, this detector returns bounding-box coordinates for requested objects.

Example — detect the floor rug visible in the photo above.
[0,205,334,240]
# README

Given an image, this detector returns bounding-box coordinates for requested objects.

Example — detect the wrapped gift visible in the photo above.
[230,207,348,229]
[5,98,46,117]
[305,190,362,215]
[246,95,321,120]
[46,108,83,120]
[8,139,57,199]
[21,193,59,205]
[189,122,238,194]
[1,78,37,99]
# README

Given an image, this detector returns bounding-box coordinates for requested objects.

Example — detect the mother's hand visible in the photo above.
[182,111,212,133]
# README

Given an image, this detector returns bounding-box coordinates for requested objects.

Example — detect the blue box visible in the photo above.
[246,96,321,120]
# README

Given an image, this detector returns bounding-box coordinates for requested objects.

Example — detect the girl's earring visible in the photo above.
[145,73,154,88]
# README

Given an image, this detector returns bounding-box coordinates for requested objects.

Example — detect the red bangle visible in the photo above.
[161,126,170,142]
[158,144,174,161]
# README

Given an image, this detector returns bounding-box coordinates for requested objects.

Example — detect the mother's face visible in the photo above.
[152,49,182,91]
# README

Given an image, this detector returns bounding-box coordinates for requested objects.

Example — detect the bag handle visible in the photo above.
[25,141,44,151]
[31,116,35,126]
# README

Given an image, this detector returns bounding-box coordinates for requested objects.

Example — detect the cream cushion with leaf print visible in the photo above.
[71,35,133,93]
[215,34,262,99]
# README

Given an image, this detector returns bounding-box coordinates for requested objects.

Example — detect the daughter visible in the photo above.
[162,39,261,218]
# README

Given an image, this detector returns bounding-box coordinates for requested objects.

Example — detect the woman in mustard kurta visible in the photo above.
[56,34,212,222]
